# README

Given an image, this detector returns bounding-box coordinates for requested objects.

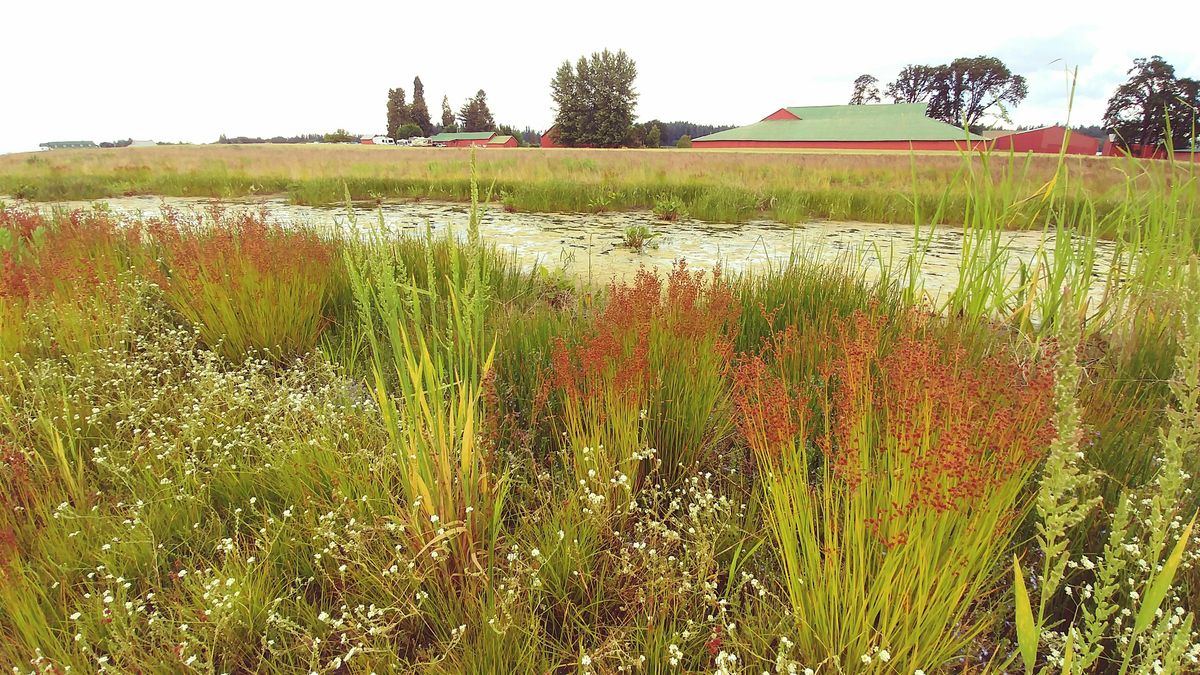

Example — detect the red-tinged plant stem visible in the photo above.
[734,309,1055,672]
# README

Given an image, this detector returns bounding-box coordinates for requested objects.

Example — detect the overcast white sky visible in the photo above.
[1,0,1196,155]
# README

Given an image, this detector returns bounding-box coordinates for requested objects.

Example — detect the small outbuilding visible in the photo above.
[691,103,983,151]
[986,126,1100,155]
[487,135,518,148]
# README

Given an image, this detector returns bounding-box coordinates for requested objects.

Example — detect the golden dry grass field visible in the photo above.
[1,143,1188,228]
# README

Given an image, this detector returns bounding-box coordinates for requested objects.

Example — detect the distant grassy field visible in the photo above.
[1,144,1194,229]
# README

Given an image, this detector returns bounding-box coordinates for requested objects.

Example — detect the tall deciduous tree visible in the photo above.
[885,65,944,104]
[386,88,409,140]
[1177,78,1200,148]
[550,49,638,147]
[410,77,433,136]
[849,75,882,105]
[458,90,496,132]
[885,57,1026,130]
[550,61,581,146]
[440,95,456,132]
[941,56,1028,129]
[1103,56,1199,150]
[645,123,661,148]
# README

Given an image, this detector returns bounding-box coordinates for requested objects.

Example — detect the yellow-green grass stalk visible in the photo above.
[153,211,341,362]
[736,315,1053,672]
[343,156,505,587]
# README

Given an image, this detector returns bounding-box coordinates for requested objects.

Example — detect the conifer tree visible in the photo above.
[457,90,496,132]
[411,76,433,136]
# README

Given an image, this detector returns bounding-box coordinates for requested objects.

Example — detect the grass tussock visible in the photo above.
[149,205,342,361]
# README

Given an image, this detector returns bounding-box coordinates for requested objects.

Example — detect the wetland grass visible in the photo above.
[1,150,1198,673]
[4,144,1197,232]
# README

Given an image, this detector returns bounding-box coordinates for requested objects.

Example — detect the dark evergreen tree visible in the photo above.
[641,120,734,147]
[520,127,542,146]
[386,88,409,140]
[458,90,496,132]
[440,95,457,132]
[410,76,433,136]
[497,124,525,146]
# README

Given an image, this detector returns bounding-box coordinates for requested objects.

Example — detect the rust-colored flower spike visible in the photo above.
[868,322,1055,518]
[151,207,332,293]
[732,352,803,458]
[1,204,134,301]
[552,259,742,423]
[732,307,1057,531]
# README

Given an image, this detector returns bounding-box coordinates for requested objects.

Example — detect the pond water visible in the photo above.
[8,195,1116,305]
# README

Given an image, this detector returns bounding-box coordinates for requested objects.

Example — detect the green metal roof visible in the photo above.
[488,135,514,144]
[429,131,495,142]
[38,141,98,148]
[694,103,983,143]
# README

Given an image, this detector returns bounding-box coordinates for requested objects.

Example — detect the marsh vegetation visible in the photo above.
[3,145,1197,234]
[1,150,1199,673]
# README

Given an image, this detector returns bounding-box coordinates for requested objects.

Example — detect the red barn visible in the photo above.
[540,125,562,148]
[487,135,518,148]
[430,131,496,147]
[691,103,984,151]
[986,126,1100,155]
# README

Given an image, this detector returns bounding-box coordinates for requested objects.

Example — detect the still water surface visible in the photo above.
[17,195,1116,304]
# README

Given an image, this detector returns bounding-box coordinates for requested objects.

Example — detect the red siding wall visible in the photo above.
[488,137,518,148]
[991,127,1099,155]
[690,139,985,151]
[1100,143,1198,161]
[762,108,802,121]
[445,136,494,147]
[540,126,562,148]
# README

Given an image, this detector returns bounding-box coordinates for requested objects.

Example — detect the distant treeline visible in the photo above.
[1007,124,1107,138]
[217,134,325,144]
[211,124,725,148]
[645,120,735,147]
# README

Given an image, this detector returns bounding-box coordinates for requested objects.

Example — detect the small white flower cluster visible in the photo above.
[858,645,891,665]
[713,649,739,675]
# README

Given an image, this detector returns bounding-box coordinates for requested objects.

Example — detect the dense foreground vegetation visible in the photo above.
[2,144,1197,233]
[1,151,1199,673]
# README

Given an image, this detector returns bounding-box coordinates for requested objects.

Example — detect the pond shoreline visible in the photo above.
[3,194,1116,307]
